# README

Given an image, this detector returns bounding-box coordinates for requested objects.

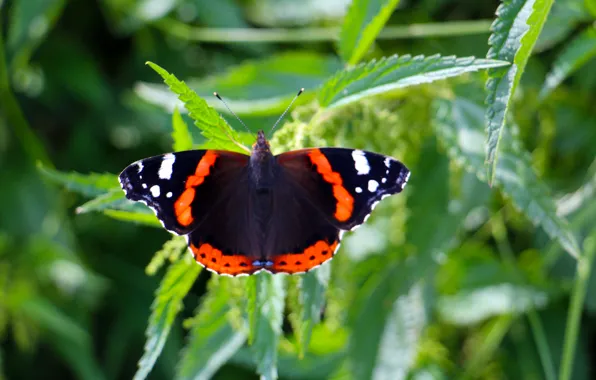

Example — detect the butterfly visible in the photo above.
[119,92,410,276]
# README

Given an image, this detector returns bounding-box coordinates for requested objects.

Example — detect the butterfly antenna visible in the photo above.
[214,92,253,135]
[269,88,304,137]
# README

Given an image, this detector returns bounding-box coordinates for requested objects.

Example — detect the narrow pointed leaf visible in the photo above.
[103,210,162,228]
[134,258,201,380]
[540,26,596,99]
[172,107,193,151]
[146,62,249,153]
[75,190,127,214]
[339,0,401,64]
[485,0,555,185]
[297,266,330,356]
[319,54,508,109]
[38,164,119,197]
[176,279,246,380]
[433,96,581,258]
[248,273,285,380]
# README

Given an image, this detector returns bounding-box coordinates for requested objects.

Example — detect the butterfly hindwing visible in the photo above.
[276,148,410,231]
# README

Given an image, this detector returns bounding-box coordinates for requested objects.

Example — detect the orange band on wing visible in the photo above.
[270,239,339,274]
[308,149,354,222]
[189,242,256,276]
[175,151,218,226]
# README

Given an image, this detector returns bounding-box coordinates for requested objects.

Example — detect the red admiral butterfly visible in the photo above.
[119,94,410,276]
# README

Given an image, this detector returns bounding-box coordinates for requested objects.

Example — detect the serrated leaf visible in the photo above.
[339,0,401,64]
[103,209,162,228]
[437,283,549,325]
[137,52,340,116]
[38,164,120,197]
[176,278,246,380]
[485,0,555,185]
[539,26,596,99]
[297,265,330,356]
[146,62,249,153]
[318,54,509,109]
[433,96,581,258]
[134,257,201,380]
[171,107,193,152]
[75,190,126,214]
[248,273,285,380]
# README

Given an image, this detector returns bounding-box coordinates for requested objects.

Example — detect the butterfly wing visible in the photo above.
[275,148,410,231]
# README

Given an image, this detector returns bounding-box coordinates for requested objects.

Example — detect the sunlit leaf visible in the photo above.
[319,54,508,109]
[339,0,401,64]
[485,0,555,185]
[137,52,340,116]
[103,209,162,228]
[540,26,596,99]
[134,257,201,380]
[38,164,120,197]
[246,0,350,26]
[146,236,187,276]
[171,107,193,152]
[176,278,246,380]
[146,62,249,153]
[433,96,581,258]
[534,0,591,52]
[296,265,330,356]
[248,273,285,380]
[75,190,127,214]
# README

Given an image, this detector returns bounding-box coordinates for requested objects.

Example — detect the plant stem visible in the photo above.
[559,234,596,380]
[155,19,493,43]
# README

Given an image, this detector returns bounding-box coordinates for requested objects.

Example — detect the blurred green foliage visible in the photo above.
[1,0,596,379]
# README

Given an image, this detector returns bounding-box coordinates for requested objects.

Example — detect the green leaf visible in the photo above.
[145,62,249,153]
[534,0,591,52]
[297,265,330,356]
[146,236,187,276]
[134,257,201,380]
[539,26,596,99]
[485,0,555,185]
[437,284,549,325]
[248,273,285,380]
[176,278,247,380]
[137,52,341,116]
[38,164,120,197]
[339,0,401,64]
[433,95,581,258]
[171,107,193,151]
[318,55,508,109]
[103,209,162,228]
[75,190,127,214]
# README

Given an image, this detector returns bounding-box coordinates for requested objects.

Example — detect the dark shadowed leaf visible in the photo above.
[171,107,193,151]
[38,164,120,197]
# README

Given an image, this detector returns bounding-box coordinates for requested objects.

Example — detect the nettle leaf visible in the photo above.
[339,0,401,64]
[146,62,249,153]
[248,273,285,380]
[485,0,555,185]
[137,52,340,116]
[134,257,201,380]
[75,190,127,214]
[171,107,193,152]
[540,26,596,99]
[438,284,549,326]
[146,236,187,276]
[534,0,591,52]
[318,55,508,109]
[433,96,581,258]
[176,278,246,380]
[38,164,120,197]
[296,266,330,356]
[103,210,162,228]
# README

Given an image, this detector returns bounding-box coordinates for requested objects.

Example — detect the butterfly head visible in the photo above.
[253,130,270,153]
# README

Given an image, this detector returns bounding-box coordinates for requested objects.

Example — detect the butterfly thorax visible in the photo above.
[250,130,276,191]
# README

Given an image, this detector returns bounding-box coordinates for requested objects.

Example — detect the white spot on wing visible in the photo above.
[368,180,379,192]
[150,185,160,197]
[136,161,143,172]
[355,187,362,193]
[142,183,147,189]
[384,157,392,168]
[382,178,387,183]
[352,150,370,175]
[158,153,176,180]
[166,192,173,198]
